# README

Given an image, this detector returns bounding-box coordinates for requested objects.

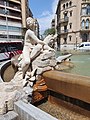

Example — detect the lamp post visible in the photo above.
[4,1,9,41]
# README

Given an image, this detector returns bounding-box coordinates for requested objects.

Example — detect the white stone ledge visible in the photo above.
[14,100,58,120]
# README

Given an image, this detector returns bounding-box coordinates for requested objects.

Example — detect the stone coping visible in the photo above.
[14,100,58,120]
[43,70,90,104]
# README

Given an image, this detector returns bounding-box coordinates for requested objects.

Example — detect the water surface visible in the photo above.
[65,54,90,77]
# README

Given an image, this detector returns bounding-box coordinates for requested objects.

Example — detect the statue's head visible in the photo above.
[44,34,56,48]
[26,17,36,30]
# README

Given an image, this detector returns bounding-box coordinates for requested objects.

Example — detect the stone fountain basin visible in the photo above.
[0,60,15,82]
[0,60,90,119]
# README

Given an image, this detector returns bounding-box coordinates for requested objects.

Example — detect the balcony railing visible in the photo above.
[81,13,90,17]
[0,13,21,20]
[0,8,21,18]
[0,0,21,6]
[80,27,90,32]
[0,3,21,12]
[82,0,90,4]
[58,29,68,34]
[8,4,21,11]
[0,10,21,18]
[59,17,69,23]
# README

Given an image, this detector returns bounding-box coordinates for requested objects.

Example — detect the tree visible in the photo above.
[43,28,55,37]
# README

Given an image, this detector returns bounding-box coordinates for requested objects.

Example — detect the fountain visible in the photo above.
[0,17,90,119]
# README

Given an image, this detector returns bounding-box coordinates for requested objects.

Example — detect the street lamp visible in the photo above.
[4,1,9,41]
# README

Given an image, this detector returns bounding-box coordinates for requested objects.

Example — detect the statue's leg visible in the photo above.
[21,46,31,78]
[30,44,42,60]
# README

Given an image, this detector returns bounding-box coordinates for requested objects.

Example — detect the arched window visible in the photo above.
[86,19,89,29]
[63,4,65,9]
[81,20,85,29]
[66,3,68,8]
[69,35,72,41]
[64,38,67,44]
[69,1,72,6]
[64,12,68,19]
[70,11,72,16]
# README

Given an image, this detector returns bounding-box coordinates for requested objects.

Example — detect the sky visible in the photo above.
[29,0,59,35]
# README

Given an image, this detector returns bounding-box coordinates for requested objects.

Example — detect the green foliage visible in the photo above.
[43,28,55,37]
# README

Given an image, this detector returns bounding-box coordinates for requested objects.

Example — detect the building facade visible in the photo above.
[56,0,90,50]
[0,0,33,42]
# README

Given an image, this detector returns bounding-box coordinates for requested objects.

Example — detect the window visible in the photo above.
[64,38,67,44]
[66,3,68,8]
[0,0,4,5]
[81,20,85,29]
[82,7,87,15]
[85,44,90,46]
[0,8,5,14]
[63,4,65,9]
[69,23,72,29]
[69,1,72,6]
[0,47,7,53]
[0,25,6,30]
[79,44,84,47]
[64,13,68,19]
[86,5,90,15]
[0,25,21,32]
[0,35,7,38]
[64,25,67,32]
[86,19,89,29]
[70,11,72,16]
[69,36,72,41]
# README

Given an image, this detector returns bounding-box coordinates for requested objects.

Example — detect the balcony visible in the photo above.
[82,0,90,4]
[0,7,21,20]
[81,13,90,17]
[4,6,21,13]
[7,6,21,12]
[59,17,69,24]
[0,4,21,12]
[0,13,21,20]
[8,1,21,10]
[80,27,90,32]
[58,29,68,35]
